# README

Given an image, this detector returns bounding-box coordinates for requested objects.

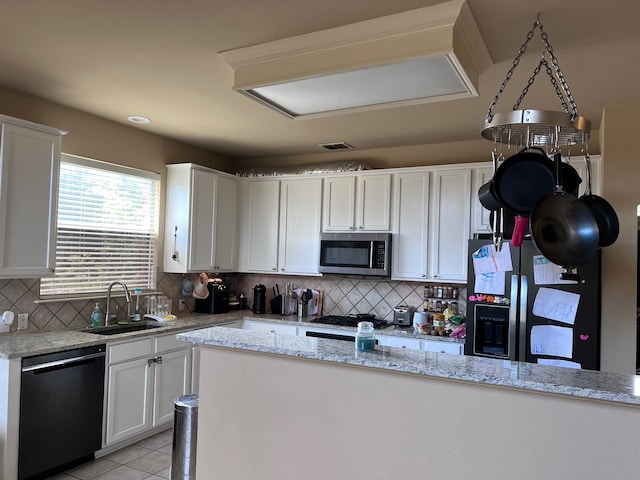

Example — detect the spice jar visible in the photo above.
[355,321,376,351]
[433,313,445,334]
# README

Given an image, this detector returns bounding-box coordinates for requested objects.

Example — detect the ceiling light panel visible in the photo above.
[220,0,491,119]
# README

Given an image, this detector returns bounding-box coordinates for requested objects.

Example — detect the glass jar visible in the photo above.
[355,321,376,351]
[433,313,445,334]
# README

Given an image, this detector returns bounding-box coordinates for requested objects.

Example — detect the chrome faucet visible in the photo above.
[105,281,132,326]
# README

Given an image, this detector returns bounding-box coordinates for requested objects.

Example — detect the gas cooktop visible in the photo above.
[310,315,392,329]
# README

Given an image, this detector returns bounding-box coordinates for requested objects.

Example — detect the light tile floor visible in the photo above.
[49,429,173,480]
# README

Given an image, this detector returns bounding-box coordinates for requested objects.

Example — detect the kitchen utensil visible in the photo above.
[492,147,556,247]
[530,153,599,267]
[579,153,619,247]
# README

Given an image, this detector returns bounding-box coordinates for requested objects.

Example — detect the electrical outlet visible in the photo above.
[178,299,186,311]
[17,313,28,330]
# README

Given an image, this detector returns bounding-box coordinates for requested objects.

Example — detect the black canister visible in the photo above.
[252,284,266,314]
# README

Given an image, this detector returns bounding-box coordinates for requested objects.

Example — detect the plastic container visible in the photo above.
[355,321,375,351]
[146,296,157,316]
[90,303,103,328]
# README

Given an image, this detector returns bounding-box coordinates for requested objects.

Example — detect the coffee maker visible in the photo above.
[195,278,229,314]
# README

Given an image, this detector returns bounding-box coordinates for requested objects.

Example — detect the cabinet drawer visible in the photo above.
[155,333,189,353]
[109,338,153,364]
[422,340,463,355]
[377,335,422,350]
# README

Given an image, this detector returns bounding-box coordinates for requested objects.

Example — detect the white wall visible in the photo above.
[197,347,640,480]
[599,103,640,374]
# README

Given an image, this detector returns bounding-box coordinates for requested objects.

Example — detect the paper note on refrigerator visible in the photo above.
[532,256,576,285]
[474,271,506,295]
[532,287,580,325]
[472,243,513,275]
[530,325,573,359]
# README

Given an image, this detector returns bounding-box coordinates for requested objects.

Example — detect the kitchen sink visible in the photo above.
[85,321,163,335]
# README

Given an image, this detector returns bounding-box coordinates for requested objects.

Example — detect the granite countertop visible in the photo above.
[0,311,459,359]
[178,323,640,408]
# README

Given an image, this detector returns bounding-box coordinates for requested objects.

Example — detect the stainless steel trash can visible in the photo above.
[170,394,199,480]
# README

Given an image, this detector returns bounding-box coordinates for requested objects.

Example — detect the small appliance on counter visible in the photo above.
[393,305,414,327]
[253,284,266,314]
[195,278,229,314]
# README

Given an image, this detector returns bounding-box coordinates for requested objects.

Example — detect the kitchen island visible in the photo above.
[179,324,640,480]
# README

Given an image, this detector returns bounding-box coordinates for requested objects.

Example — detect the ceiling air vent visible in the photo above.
[319,142,354,151]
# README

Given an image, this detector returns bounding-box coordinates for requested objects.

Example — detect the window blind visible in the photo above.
[40,154,161,297]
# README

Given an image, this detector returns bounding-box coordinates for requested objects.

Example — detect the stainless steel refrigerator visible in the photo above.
[465,239,601,370]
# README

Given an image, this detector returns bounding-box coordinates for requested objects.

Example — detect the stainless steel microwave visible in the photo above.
[318,233,391,276]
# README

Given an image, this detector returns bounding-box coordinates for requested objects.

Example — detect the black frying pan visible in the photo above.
[530,154,599,267]
[579,154,619,247]
[492,147,555,246]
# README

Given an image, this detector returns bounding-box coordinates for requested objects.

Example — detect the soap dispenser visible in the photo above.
[90,303,103,328]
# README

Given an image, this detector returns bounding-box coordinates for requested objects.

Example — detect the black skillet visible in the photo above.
[580,154,619,247]
[530,153,599,267]
[492,147,582,247]
[492,147,555,247]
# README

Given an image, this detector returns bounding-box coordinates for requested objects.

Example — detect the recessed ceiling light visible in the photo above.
[127,115,151,124]
[219,0,491,118]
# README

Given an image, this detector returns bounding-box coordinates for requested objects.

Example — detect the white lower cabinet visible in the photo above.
[104,334,192,446]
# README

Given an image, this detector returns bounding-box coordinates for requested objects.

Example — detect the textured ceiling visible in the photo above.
[1,0,639,161]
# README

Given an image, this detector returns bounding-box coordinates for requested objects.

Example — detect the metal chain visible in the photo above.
[513,57,569,113]
[486,18,579,122]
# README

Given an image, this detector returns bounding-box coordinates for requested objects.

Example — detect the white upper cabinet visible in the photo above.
[278,177,322,275]
[238,178,281,273]
[428,168,471,282]
[392,167,471,283]
[239,176,322,275]
[471,165,493,235]
[163,164,238,273]
[0,117,66,278]
[212,175,238,271]
[323,173,391,231]
[391,171,430,280]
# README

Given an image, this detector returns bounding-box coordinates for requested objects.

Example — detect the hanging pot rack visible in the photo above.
[480,15,591,149]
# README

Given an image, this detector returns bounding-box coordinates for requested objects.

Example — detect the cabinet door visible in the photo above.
[471,166,493,235]
[0,123,62,277]
[188,169,217,271]
[279,178,322,274]
[322,176,356,231]
[213,175,238,271]
[241,179,280,272]
[392,172,429,280]
[105,357,153,445]
[428,169,471,282]
[152,348,192,427]
[357,174,391,231]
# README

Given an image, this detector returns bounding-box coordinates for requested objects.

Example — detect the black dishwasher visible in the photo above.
[18,344,106,480]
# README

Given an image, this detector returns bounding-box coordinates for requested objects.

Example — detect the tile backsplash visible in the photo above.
[0,272,466,335]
